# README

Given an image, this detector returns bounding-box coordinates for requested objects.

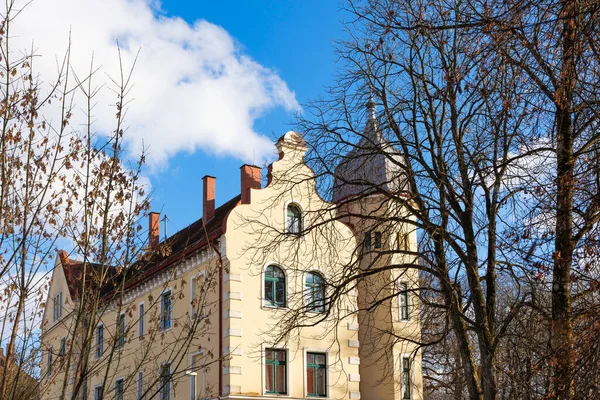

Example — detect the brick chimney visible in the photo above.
[203,176,216,222]
[149,212,160,249]
[240,165,261,204]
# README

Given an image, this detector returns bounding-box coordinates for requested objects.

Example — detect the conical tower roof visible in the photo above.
[332,99,407,202]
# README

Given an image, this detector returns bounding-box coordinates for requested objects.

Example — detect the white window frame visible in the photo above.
[138,302,145,339]
[96,323,104,358]
[399,282,410,321]
[114,377,125,400]
[47,346,53,376]
[190,271,207,319]
[159,361,172,400]
[261,343,291,397]
[160,288,173,331]
[303,347,331,398]
[285,202,303,235]
[189,350,206,400]
[137,371,144,400]
[400,354,414,400]
[304,271,326,313]
[93,384,103,400]
[261,263,289,310]
[116,312,126,349]
[59,337,66,355]
[53,291,63,321]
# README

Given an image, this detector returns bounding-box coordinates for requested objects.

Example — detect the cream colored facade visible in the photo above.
[41,131,422,400]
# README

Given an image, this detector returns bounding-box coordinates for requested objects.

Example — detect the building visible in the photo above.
[40,114,422,399]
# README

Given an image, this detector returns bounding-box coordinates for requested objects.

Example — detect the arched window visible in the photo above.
[265,265,286,308]
[286,204,302,234]
[305,272,325,313]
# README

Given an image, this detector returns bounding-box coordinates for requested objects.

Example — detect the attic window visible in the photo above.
[286,204,302,234]
[53,292,63,321]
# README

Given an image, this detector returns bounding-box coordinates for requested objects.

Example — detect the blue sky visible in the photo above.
[17,0,348,240]
[152,0,348,235]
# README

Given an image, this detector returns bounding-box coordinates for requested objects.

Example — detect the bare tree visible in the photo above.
[238,0,600,399]
[0,2,225,399]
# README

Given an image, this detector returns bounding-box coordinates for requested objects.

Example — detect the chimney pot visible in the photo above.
[240,165,261,204]
[149,212,160,249]
[203,176,216,222]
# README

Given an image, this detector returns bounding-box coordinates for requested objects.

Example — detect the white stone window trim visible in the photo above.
[190,270,207,319]
[302,347,332,399]
[303,270,327,314]
[95,323,104,359]
[189,350,206,400]
[138,301,145,341]
[400,353,415,400]
[260,262,290,311]
[159,360,173,400]
[261,342,292,397]
[283,199,307,237]
[160,286,173,332]
[114,376,125,400]
[93,383,104,400]
[115,312,126,349]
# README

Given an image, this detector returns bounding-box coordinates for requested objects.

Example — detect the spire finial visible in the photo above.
[366,91,377,123]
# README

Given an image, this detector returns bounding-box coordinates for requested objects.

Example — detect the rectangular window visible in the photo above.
[138,371,144,400]
[399,283,410,321]
[59,337,66,355]
[160,363,172,400]
[94,385,103,400]
[374,231,382,248]
[265,349,287,395]
[138,303,145,338]
[306,352,327,397]
[96,324,104,358]
[47,347,53,376]
[161,291,172,330]
[53,292,63,321]
[402,356,412,399]
[398,232,410,251]
[363,232,371,249]
[190,353,205,400]
[191,275,205,318]
[116,314,126,348]
[115,379,124,400]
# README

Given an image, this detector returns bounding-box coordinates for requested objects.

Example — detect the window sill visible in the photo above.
[262,304,289,311]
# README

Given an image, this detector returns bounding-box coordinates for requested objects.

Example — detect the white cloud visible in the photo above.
[16,0,300,167]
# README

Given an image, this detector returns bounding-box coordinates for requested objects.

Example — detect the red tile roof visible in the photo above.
[60,195,241,300]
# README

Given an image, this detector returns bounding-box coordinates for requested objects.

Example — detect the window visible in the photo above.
[96,324,104,358]
[402,356,412,399]
[306,352,327,397]
[190,353,205,400]
[305,272,325,313]
[115,379,124,400]
[116,314,126,348]
[399,283,410,321]
[265,349,287,395]
[94,385,103,400]
[47,347,53,376]
[286,204,302,234]
[53,292,63,321]
[59,337,66,355]
[138,303,145,338]
[364,232,371,249]
[191,274,205,318]
[374,231,382,248]
[160,363,172,400]
[161,291,172,330]
[398,232,410,251]
[264,266,286,308]
[138,371,144,400]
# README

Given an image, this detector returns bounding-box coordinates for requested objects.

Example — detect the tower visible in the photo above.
[333,100,422,399]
